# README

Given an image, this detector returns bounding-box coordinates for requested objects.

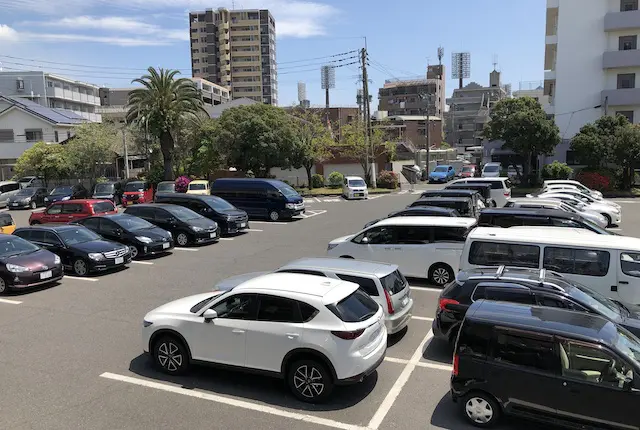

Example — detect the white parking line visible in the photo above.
[246,229,263,232]
[409,286,442,293]
[314,197,322,203]
[173,247,199,252]
[323,198,341,202]
[0,298,22,304]
[218,238,234,241]
[63,276,99,282]
[132,261,154,265]
[397,190,408,195]
[609,228,622,231]
[384,357,452,372]
[368,330,434,430]
[249,221,288,225]
[411,316,434,321]
[99,372,367,430]
[368,195,385,200]
[300,210,327,219]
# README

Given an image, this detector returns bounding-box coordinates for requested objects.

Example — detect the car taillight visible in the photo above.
[384,289,395,315]
[452,353,459,376]
[439,298,459,311]
[331,329,365,340]
[504,190,511,196]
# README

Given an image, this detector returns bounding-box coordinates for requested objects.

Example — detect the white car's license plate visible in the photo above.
[162,242,170,249]
[210,232,216,238]
[115,257,124,264]
[12,203,18,206]
[40,270,52,280]
[240,222,246,228]
[401,296,409,307]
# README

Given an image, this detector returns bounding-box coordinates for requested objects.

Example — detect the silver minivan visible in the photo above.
[0,181,21,208]
[214,257,414,335]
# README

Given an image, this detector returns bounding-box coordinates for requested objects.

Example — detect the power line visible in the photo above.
[278,55,359,71]
[278,61,359,76]
[277,50,359,65]
[0,60,149,77]
[0,54,189,72]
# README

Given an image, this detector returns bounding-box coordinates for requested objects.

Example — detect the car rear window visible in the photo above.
[381,270,407,295]
[327,289,379,322]
[92,202,115,213]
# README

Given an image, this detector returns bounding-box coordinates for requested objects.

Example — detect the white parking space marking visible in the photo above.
[368,330,434,429]
[314,197,322,203]
[246,229,263,232]
[411,316,434,321]
[99,372,367,430]
[0,298,22,305]
[397,190,408,195]
[249,221,289,225]
[132,261,154,265]
[385,357,452,371]
[300,210,327,219]
[174,247,199,252]
[368,195,385,200]
[409,286,442,293]
[63,276,99,282]
[323,198,341,202]
[218,238,234,241]
[609,228,622,231]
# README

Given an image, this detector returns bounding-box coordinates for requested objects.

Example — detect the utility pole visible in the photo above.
[361,45,376,188]
[122,127,129,179]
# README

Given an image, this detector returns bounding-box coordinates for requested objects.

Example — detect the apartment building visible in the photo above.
[544,0,640,164]
[0,71,101,122]
[189,8,277,105]
[378,65,446,118]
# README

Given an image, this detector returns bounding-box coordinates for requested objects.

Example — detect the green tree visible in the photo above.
[64,122,119,185]
[190,118,224,178]
[570,114,629,169]
[211,104,299,177]
[127,67,204,180]
[483,97,560,184]
[340,118,396,185]
[612,123,640,189]
[14,141,68,187]
[289,108,333,189]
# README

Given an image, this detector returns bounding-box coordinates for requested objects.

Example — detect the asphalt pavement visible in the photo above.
[1,188,637,430]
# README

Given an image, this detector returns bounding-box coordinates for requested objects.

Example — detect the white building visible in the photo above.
[513,81,552,112]
[545,0,640,163]
[0,71,101,122]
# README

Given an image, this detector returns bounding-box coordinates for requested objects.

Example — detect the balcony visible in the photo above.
[46,87,100,106]
[603,49,640,68]
[605,9,640,32]
[602,88,640,106]
[544,69,556,80]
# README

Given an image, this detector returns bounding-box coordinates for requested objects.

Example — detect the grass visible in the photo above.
[295,187,395,196]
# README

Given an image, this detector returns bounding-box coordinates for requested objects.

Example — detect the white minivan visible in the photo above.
[447,177,513,207]
[342,176,368,200]
[460,227,640,304]
[327,217,478,285]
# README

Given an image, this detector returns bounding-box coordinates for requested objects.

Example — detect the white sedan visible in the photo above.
[142,273,386,403]
[536,192,621,226]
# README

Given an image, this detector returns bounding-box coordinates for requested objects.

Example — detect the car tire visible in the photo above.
[128,245,139,259]
[339,255,354,259]
[0,276,8,294]
[30,221,41,225]
[287,359,333,403]
[462,391,501,428]
[175,232,190,247]
[152,335,190,375]
[429,263,454,286]
[30,201,37,209]
[269,210,280,221]
[72,258,89,276]
[602,213,612,227]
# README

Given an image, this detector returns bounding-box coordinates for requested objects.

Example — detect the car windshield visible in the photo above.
[0,236,39,257]
[18,178,33,183]
[15,188,36,196]
[114,215,155,231]
[125,182,145,192]
[381,270,407,295]
[157,183,175,192]
[51,186,72,195]
[58,227,101,245]
[277,183,299,198]
[582,219,614,235]
[563,279,621,320]
[189,183,207,190]
[484,165,500,172]
[462,167,474,172]
[166,205,201,221]
[434,166,448,172]
[94,184,114,193]
[348,179,366,187]
[205,197,235,210]
[93,202,115,213]
[615,329,640,365]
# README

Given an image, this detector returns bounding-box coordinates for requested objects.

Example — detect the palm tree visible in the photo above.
[127,67,203,180]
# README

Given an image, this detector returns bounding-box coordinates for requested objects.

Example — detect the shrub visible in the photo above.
[312,173,325,188]
[328,171,344,188]
[376,170,398,189]
[95,177,109,184]
[542,161,573,180]
[575,171,612,192]
[174,175,191,193]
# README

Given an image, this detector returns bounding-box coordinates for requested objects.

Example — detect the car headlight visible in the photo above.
[191,226,203,232]
[143,320,153,327]
[88,252,105,261]
[22,198,31,203]
[135,236,153,244]
[285,203,295,209]
[6,263,29,273]
[327,243,338,251]
[62,196,71,201]
[54,255,61,265]
[44,197,49,202]
[226,215,234,221]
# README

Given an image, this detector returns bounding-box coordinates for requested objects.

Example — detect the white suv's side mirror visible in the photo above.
[203,309,218,321]
[361,237,369,244]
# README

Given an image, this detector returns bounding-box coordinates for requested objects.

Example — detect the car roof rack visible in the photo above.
[495,265,505,278]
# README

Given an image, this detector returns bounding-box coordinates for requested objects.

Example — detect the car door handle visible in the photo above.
[620,281,629,285]
[232,329,245,334]
[286,333,300,339]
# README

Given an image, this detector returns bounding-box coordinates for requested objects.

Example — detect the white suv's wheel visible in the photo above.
[288,359,333,403]
[153,335,189,375]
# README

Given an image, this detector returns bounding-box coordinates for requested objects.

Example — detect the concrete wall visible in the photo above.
[322,163,364,179]
[269,166,314,187]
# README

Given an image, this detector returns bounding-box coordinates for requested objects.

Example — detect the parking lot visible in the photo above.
[1,190,637,430]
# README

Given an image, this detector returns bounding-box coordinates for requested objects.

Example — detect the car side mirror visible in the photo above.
[203,309,218,322]
[115,228,123,236]
[361,236,369,244]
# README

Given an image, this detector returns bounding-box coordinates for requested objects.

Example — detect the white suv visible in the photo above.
[142,273,386,403]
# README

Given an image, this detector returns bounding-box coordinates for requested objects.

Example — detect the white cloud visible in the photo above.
[22,32,173,47]
[0,24,19,41]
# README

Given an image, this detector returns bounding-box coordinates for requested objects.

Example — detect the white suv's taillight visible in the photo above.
[331,329,365,340]
[384,289,395,315]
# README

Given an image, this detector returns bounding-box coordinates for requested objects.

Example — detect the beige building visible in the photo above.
[189,8,277,105]
[377,65,445,119]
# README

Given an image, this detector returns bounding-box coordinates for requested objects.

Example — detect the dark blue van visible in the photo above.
[210,178,305,221]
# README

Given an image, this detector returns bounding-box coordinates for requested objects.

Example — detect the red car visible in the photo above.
[29,200,117,225]
[122,181,154,207]
[459,164,477,178]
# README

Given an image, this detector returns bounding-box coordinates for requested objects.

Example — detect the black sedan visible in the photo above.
[7,187,48,210]
[44,184,89,204]
[75,214,174,259]
[0,234,63,293]
[363,206,461,228]
[14,225,131,276]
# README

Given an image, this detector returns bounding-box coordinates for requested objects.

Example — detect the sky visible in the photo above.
[0,0,545,108]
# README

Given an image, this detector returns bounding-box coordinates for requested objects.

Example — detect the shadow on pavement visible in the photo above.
[387,326,408,348]
[128,354,379,412]
[423,337,453,364]
[406,277,442,290]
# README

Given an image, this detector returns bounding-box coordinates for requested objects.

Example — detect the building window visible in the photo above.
[191,28,198,33]
[617,110,635,123]
[0,129,14,143]
[617,73,636,89]
[566,150,581,166]
[193,59,200,64]
[621,0,639,11]
[191,39,197,44]
[46,81,53,88]
[24,129,43,142]
[619,35,638,51]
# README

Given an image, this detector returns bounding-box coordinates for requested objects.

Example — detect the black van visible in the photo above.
[451,300,640,428]
[409,197,476,218]
[154,193,249,235]
[478,207,613,235]
[210,178,305,221]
